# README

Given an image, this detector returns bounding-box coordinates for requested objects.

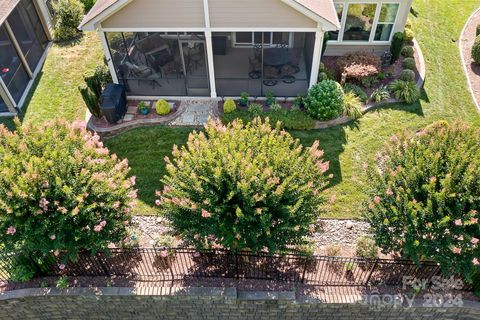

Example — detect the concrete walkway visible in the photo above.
[170,99,220,126]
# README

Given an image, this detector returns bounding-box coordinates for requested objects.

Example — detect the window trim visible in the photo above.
[328,1,400,45]
[232,32,294,48]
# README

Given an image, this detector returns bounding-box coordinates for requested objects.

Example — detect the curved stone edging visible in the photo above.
[86,103,187,138]
[314,38,427,130]
[460,7,480,113]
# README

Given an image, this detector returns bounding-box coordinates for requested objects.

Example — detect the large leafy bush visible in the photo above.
[0,119,136,280]
[157,118,330,253]
[363,121,480,286]
[305,80,345,121]
[53,0,84,41]
[472,35,480,65]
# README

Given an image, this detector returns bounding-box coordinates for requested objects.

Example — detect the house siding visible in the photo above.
[208,0,317,29]
[101,0,206,29]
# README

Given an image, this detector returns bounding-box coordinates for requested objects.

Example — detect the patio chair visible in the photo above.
[288,49,302,73]
[248,56,262,79]
[123,61,162,89]
[263,66,279,86]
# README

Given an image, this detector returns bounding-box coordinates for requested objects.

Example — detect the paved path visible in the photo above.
[170,99,219,126]
[460,7,480,113]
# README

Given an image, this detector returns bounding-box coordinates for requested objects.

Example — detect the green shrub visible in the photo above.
[363,121,480,286]
[401,46,414,58]
[370,85,391,103]
[404,28,415,42]
[79,85,101,118]
[344,83,368,103]
[472,35,480,65]
[305,80,345,121]
[221,109,315,131]
[158,118,330,252]
[402,57,416,70]
[156,99,171,115]
[0,119,135,281]
[390,32,405,63]
[477,25,480,37]
[56,276,70,289]
[239,92,249,106]
[343,92,363,120]
[266,91,276,106]
[389,80,420,104]
[223,99,237,114]
[270,103,282,112]
[355,236,378,259]
[337,52,381,82]
[360,76,379,88]
[405,18,412,29]
[248,103,263,115]
[399,69,416,82]
[52,0,84,41]
[377,72,386,81]
[293,95,305,108]
[80,0,96,12]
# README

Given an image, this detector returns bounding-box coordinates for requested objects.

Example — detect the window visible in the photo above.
[343,3,377,41]
[374,3,399,41]
[328,4,344,41]
[233,32,291,47]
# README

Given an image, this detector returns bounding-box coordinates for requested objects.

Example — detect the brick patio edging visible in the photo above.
[1,287,479,320]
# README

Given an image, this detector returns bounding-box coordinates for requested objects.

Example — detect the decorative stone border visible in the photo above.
[313,38,427,130]
[86,103,186,138]
[460,7,480,113]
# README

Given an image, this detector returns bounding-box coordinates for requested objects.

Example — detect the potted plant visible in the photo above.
[239,92,249,107]
[265,91,276,107]
[137,101,150,115]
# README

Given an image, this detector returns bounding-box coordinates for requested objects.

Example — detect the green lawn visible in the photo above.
[0,32,103,129]
[106,0,480,218]
[2,1,480,218]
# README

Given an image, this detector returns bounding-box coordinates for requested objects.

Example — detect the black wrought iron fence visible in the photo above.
[0,248,473,289]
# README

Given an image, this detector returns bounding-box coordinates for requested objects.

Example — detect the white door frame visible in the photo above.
[178,38,211,96]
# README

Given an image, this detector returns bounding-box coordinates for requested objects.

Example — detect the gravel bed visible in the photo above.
[133,216,371,256]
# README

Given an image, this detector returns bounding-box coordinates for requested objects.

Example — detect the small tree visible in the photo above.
[390,32,405,63]
[157,118,330,253]
[0,119,136,281]
[363,121,480,286]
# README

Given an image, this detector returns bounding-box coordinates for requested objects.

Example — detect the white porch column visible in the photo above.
[205,31,217,98]
[98,30,119,84]
[0,78,18,114]
[309,30,324,88]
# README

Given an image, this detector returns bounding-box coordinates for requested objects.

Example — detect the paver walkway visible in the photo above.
[460,7,480,113]
[170,99,219,126]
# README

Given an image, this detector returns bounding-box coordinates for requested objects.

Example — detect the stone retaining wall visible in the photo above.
[1,287,479,320]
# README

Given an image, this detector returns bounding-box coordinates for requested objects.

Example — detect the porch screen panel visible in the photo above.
[214,32,313,97]
[0,26,30,103]
[7,6,45,71]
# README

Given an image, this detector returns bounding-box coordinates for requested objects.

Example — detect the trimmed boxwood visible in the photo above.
[305,80,345,121]
[472,35,480,65]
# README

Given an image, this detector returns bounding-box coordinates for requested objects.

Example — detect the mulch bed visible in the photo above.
[461,8,480,111]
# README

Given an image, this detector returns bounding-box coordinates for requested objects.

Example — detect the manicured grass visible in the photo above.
[104,126,194,215]
[0,32,103,129]
[106,0,480,218]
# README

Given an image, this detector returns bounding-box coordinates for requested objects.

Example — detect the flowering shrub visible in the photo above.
[157,118,330,253]
[337,52,381,82]
[0,119,135,281]
[305,80,345,121]
[363,121,480,286]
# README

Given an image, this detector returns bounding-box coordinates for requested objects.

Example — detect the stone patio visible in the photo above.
[87,98,220,137]
[170,99,220,126]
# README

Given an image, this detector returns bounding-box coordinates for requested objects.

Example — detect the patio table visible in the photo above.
[262,48,290,67]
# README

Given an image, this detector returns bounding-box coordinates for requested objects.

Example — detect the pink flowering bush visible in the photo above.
[363,121,480,289]
[0,119,136,281]
[157,118,330,253]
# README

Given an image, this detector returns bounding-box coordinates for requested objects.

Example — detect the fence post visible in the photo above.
[235,252,239,279]
[96,253,111,277]
[300,257,309,284]
[364,258,379,286]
